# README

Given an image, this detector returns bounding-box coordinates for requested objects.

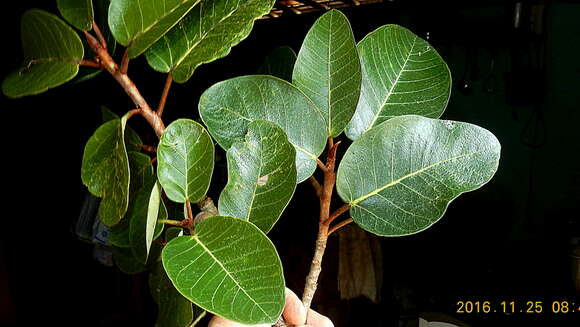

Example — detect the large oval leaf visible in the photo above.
[345,25,451,140]
[199,75,327,183]
[162,216,285,324]
[57,0,94,31]
[157,119,214,203]
[2,10,84,98]
[81,115,131,226]
[337,115,500,236]
[108,0,202,58]
[145,0,275,83]
[256,46,297,82]
[293,9,361,137]
[219,120,296,233]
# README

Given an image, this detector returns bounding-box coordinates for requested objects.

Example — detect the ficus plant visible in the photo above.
[3,1,501,326]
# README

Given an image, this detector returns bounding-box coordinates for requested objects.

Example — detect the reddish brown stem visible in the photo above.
[328,218,353,236]
[83,31,165,137]
[301,137,340,314]
[325,203,351,226]
[157,74,173,117]
[120,48,130,74]
[92,21,108,51]
[79,59,102,68]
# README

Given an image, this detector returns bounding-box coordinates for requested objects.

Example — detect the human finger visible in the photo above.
[306,309,334,327]
[282,288,307,325]
[208,315,269,327]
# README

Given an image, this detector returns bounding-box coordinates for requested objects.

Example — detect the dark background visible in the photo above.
[1,1,578,326]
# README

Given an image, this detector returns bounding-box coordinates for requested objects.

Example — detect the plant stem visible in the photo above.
[301,137,340,312]
[83,30,165,137]
[328,218,353,236]
[157,74,173,118]
[159,219,184,227]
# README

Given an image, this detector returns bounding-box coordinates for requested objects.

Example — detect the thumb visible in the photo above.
[208,315,269,327]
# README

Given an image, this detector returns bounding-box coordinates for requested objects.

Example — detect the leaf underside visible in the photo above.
[145,0,275,83]
[162,216,285,325]
[337,115,500,236]
[219,120,297,233]
[2,9,84,98]
[199,75,327,183]
[345,25,451,140]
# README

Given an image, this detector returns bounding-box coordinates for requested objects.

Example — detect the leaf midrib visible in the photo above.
[191,235,271,318]
[350,149,490,205]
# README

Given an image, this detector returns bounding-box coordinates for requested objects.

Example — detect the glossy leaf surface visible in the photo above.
[345,25,451,140]
[256,46,296,82]
[337,115,500,236]
[81,116,131,226]
[219,120,296,233]
[293,10,361,137]
[108,0,202,58]
[145,0,275,83]
[57,0,94,30]
[157,119,214,203]
[162,216,285,324]
[199,75,326,183]
[2,10,84,98]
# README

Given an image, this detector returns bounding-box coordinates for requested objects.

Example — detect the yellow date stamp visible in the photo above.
[456,300,579,314]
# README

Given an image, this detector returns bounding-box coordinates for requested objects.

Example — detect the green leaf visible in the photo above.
[256,46,296,82]
[108,0,202,58]
[165,227,183,242]
[101,107,143,152]
[145,181,163,258]
[162,216,285,324]
[157,119,215,203]
[293,10,361,137]
[345,25,452,140]
[2,9,84,98]
[109,151,155,247]
[199,75,327,183]
[336,115,501,236]
[129,183,167,263]
[57,0,94,31]
[149,263,206,327]
[145,0,275,83]
[81,115,131,226]
[219,120,296,233]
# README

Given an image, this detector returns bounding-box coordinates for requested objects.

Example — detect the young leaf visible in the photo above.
[101,107,143,152]
[2,9,84,98]
[57,0,94,31]
[145,0,275,83]
[293,9,361,137]
[345,25,452,140]
[199,75,327,183]
[219,120,296,233]
[336,115,501,236]
[162,216,285,325]
[129,183,167,264]
[256,46,297,82]
[157,119,214,204]
[81,116,131,226]
[149,263,206,327]
[108,0,202,58]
